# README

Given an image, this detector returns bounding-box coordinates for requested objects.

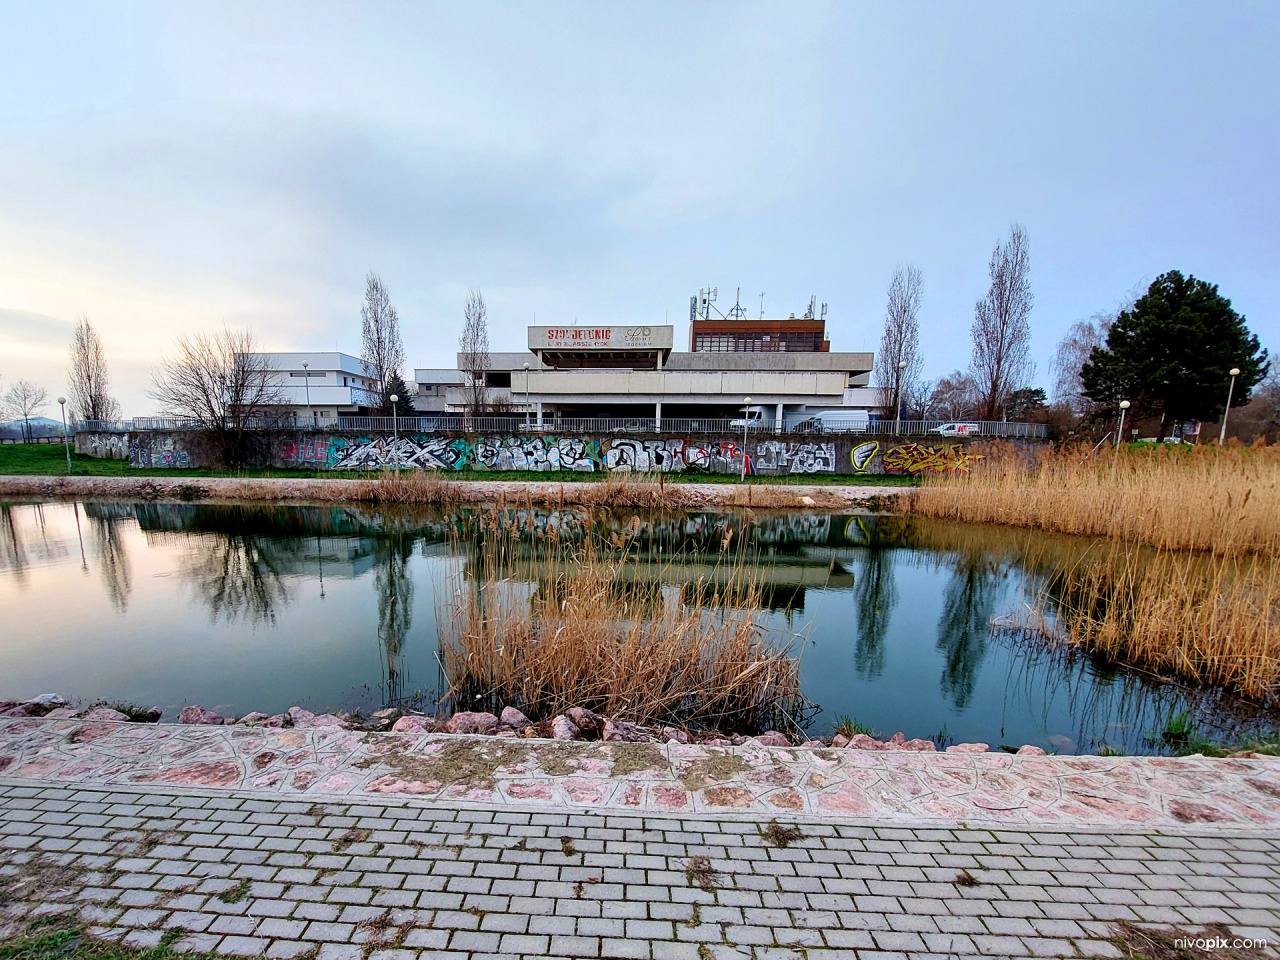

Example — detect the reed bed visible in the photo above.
[1044,542,1280,702]
[907,442,1280,556]
[436,514,808,732]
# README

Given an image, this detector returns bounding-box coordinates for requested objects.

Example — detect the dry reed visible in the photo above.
[436,513,808,731]
[1043,542,1280,701]
[907,442,1280,556]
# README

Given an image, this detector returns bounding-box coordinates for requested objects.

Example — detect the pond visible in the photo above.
[1,498,1275,754]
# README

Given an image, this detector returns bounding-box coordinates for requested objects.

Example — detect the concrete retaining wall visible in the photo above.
[77,429,1034,476]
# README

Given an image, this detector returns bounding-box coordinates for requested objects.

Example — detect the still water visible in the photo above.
[1,499,1274,754]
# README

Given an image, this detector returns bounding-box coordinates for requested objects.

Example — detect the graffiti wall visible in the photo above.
[127,433,191,469]
[75,432,129,460]
[79,430,1003,476]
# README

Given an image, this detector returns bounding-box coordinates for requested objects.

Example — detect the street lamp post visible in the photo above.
[740,396,752,481]
[57,397,71,474]
[390,394,400,476]
[301,360,312,429]
[1219,367,1242,445]
[895,359,907,434]
[523,362,531,431]
[1112,400,1131,482]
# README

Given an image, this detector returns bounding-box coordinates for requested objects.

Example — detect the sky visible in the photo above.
[1,1,1277,417]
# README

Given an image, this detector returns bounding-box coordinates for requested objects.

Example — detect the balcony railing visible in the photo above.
[77,417,1049,438]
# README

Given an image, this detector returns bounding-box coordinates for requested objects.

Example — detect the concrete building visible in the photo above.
[414,324,878,428]
[260,353,382,422]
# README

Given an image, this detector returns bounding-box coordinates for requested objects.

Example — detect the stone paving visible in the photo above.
[2,779,1279,959]
[2,717,1280,828]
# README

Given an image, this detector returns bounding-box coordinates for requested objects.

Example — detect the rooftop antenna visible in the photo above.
[820,302,827,321]
[758,292,765,319]
[725,287,750,320]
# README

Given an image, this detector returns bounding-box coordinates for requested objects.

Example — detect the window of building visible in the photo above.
[486,371,512,388]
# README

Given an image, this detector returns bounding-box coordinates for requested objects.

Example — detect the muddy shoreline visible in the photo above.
[0,473,904,509]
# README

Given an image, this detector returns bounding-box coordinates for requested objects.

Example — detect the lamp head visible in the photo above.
[523,362,530,370]
[1230,367,1241,377]
[57,397,66,405]
[389,394,398,403]
[743,396,752,404]
[898,360,907,370]
[1119,400,1131,410]
[301,360,309,369]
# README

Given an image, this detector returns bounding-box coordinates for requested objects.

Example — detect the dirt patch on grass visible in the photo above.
[608,743,667,778]
[365,737,533,790]
[760,821,803,848]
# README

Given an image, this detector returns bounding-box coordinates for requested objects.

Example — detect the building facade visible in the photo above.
[259,353,381,422]
[414,324,880,428]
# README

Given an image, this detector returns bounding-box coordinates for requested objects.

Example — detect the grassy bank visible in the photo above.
[0,443,915,486]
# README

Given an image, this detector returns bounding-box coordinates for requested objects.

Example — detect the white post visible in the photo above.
[523,362,531,431]
[1113,400,1130,482]
[655,401,662,433]
[58,397,71,473]
[1219,367,1241,444]
[301,360,312,429]
[775,402,783,433]
[741,396,752,481]
[390,394,399,476]
[895,359,906,434]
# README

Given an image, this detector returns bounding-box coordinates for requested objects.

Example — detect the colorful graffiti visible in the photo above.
[882,443,982,475]
[326,436,471,470]
[604,438,688,472]
[682,440,746,473]
[753,440,836,474]
[851,441,879,473]
[475,436,600,472]
[282,436,350,467]
[128,434,190,469]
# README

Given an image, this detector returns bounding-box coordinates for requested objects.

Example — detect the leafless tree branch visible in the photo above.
[360,271,406,414]
[873,264,925,419]
[459,288,490,420]
[971,224,1034,420]
[67,314,121,423]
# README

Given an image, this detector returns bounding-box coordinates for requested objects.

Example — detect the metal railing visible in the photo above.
[76,416,1049,438]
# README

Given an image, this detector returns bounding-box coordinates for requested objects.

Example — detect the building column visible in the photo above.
[655,401,662,432]
[536,402,543,428]
[776,402,784,433]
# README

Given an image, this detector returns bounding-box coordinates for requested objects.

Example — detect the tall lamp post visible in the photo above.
[57,397,71,474]
[389,394,400,476]
[1112,400,1130,482]
[740,396,752,481]
[523,362,531,431]
[895,359,907,434]
[1219,367,1242,445]
[301,360,312,429]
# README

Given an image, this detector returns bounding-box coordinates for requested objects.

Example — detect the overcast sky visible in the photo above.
[1,1,1276,416]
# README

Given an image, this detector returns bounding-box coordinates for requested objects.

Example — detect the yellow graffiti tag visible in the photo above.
[882,443,982,475]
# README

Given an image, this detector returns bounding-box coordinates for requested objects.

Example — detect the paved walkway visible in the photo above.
[2,718,1279,957]
[2,717,1278,828]
[3,780,1278,959]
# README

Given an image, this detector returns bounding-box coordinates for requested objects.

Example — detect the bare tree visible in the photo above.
[1049,314,1111,414]
[148,327,284,467]
[2,379,49,440]
[67,314,121,423]
[873,264,924,423]
[360,272,406,414]
[923,370,980,420]
[458,288,490,420]
[971,224,1034,420]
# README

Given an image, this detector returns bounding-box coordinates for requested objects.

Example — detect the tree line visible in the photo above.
[874,225,1273,440]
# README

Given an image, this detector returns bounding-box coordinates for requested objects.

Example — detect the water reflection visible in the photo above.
[935,558,1001,709]
[0,498,1275,752]
[852,548,896,679]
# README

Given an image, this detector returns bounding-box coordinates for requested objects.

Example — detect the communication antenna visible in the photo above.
[805,295,817,319]
[820,302,828,321]
[758,292,765,319]
[725,287,750,320]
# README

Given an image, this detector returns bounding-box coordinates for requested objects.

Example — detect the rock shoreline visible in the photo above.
[1,695,1045,755]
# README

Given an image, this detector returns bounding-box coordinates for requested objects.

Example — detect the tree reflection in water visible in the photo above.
[935,557,1001,709]
[374,533,414,703]
[179,533,292,624]
[853,547,897,679]
[90,515,133,612]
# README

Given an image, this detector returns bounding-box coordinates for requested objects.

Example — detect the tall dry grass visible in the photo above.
[436,515,807,731]
[908,441,1280,556]
[1042,542,1280,701]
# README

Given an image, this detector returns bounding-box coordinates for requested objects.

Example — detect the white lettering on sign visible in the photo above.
[530,325,672,351]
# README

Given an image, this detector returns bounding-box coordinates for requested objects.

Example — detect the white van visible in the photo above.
[929,422,981,437]
[729,406,773,429]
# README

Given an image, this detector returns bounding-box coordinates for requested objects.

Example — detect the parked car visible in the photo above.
[614,419,655,434]
[929,422,981,437]
[790,417,824,434]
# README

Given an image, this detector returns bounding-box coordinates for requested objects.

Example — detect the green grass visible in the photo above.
[0,444,919,486]
[832,716,877,739]
[0,920,211,960]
